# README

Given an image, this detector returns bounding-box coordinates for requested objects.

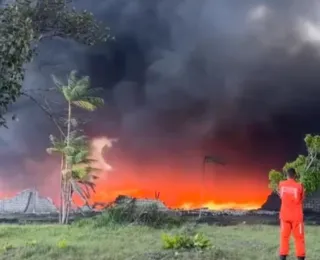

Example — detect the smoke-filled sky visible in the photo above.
[1,0,320,205]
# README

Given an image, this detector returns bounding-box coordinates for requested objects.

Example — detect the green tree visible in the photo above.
[0,0,111,126]
[48,70,105,224]
[47,131,100,223]
[268,134,320,195]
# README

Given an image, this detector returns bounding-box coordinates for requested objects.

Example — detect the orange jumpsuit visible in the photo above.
[279,179,305,257]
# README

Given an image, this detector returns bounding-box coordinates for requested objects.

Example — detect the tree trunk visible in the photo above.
[61,178,68,224]
[59,155,64,224]
[61,102,72,224]
[65,181,71,224]
[61,179,72,224]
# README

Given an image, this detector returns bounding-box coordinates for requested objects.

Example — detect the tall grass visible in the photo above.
[74,203,183,229]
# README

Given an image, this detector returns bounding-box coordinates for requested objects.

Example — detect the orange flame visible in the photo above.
[0,137,271,211]
[83,137,270,210]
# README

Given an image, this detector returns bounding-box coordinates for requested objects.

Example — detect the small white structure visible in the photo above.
[0,189,58,214]
[304,189,320,212]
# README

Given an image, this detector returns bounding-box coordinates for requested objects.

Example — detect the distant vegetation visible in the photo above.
[0,0,111,127]
[268,134,320,195]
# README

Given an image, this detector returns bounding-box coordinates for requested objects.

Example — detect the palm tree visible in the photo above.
[49,70,104,224]
[47,131,102,223]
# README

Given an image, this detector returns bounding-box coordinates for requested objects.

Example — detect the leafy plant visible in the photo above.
[268,134,320,195]
[57,238,68,249]
[193,233,212,249]
[161,233,211,250]
[74,203,183,229]
[26,240,37,247]
[2,243,15,251]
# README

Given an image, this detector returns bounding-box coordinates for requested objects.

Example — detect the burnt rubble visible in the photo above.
[114,194,168,211]
[0,189,58,214]
[113,195,279,217]
[260,192,281,211]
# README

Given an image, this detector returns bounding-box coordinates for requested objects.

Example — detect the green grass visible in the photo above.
[0,223,319,260]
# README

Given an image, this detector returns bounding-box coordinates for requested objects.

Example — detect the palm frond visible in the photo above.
[51,140,65,150]
[49,134,60,145]
[70,179,90,204]
[73,150,90,164]
[91,175,99,180]
[76,76,90,87]
[47,135,65,154]
[82,183,92,198]
[72,163,90,178]
[78,180,96,194]
[69,76,90,98]
[69,82,89,101]
[86,97,105,108]
[68,133,88,147]
[79,158,98,164]
[70,118,78,128]
[68,130,80,141]
[62,86,72,101]
[68,70,78,89]
[51,74,64,89]
[87,167,103,173]
[46,147,62,155]
[66,155,75,165]
[72,97,104,111]
[63,146,77,156]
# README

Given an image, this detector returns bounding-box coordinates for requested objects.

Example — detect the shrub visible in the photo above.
[57,239,68,249]
[2,243,14,252]
[74,202,183,228]
[25,240,37,247]
[161,233,211,250]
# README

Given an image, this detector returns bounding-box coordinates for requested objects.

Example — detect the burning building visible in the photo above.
[2,0,320,210]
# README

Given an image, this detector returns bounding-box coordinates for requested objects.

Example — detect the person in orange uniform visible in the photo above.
[278,168,305,260]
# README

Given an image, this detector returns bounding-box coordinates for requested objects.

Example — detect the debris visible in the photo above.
[0,189,58,214]
[114,195,169,211]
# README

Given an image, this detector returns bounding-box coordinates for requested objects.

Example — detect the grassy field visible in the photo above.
[0,222,320,260]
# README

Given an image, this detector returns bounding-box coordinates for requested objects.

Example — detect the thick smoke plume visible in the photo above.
[2,0,320,203]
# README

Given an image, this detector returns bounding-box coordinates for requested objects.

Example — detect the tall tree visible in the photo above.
[48,70,105,224]
[0,0,111,126]
[268,134,320,195]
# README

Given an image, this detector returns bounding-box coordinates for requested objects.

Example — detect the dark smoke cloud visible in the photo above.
[2,0,320,193]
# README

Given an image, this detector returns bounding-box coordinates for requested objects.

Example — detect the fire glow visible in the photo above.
[0,137,271,211]
[80,137,271,210]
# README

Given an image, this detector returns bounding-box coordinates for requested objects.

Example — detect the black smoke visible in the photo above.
[1,0,320,195]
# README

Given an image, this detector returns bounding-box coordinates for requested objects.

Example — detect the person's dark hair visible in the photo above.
[286,168,296,178]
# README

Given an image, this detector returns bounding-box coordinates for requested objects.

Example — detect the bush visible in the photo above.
[161,233,211,250]
[2,243,15,252]
[57,239,68,249]
[74,203,183,228]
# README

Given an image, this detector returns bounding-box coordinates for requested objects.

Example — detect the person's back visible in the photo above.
[279,178,304,222]
[278,168,305,260]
